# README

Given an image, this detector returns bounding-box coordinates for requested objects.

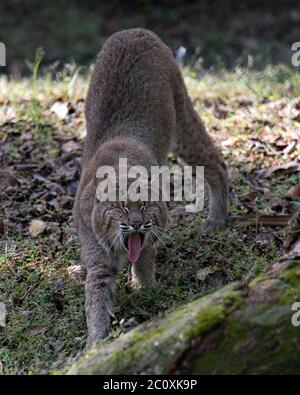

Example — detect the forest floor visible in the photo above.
[0,63,300,374]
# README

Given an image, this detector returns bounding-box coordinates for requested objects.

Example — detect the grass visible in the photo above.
[0,63,300,374]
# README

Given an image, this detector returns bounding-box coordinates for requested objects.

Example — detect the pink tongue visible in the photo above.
[128,233,142,263]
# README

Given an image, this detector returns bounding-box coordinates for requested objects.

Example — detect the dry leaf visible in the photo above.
[221,136,239,147]
[255,161,300,178]
[67,265,85,280]
[29,219,46,237]
[62,140,80,153]
[27,326,49,335]
[231,214,292,226]
[0,106,16,126]
[50,101,69,120]
[185,203,199,213]
[235,95,253,107]
[0,168,21,189]
[287,185,300,199]
[282,140,298,155]
[213,102,231,119]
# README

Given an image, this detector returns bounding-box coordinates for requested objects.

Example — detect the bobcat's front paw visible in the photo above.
[201,218,227,233]
[85,309,112,349]
[86,326,110,349]
[131,275,157,290]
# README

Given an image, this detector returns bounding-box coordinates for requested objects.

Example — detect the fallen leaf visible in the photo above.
[0,168,21,189]
[0,106,16,126]
[67,265,85,280]
[185,203,199,213]
[29,219,46,237]
[213,102,231,119]
[50,101,69,120]
[62,140,80,153]
[255,161,300,178]
[287,185,300,199]
[282,140,298,155]
[221,136,239,147]
[235,95,253,107]
[230,214,292,226]
[27,326,49,335]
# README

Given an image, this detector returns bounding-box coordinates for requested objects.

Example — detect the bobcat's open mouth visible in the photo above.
[123,232,145,263]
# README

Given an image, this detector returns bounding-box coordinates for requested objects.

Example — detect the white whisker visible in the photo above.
[150,228,170,251]
[152,226,174,244]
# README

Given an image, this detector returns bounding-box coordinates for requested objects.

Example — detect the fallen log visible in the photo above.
[66,212,300,375]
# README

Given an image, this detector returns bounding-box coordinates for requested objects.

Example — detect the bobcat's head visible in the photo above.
[91,199,168,262]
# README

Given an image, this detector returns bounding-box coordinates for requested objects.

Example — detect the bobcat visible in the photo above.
[74,28,228,347]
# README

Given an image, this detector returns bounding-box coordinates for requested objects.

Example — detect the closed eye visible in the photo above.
[120,223,130,231]
[145,204,159,213]
[106,208,124,221]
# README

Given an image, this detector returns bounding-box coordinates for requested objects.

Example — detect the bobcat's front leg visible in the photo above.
[79,222,117,348]
[85,257,116,347]
[131,246,157,289]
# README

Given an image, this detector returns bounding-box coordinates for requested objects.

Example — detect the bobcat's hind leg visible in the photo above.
[175,93,229,232]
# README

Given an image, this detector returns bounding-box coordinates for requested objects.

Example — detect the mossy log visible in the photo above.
[66,239,300,375]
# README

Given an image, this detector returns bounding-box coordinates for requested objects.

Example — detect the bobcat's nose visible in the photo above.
[130,219,142,230]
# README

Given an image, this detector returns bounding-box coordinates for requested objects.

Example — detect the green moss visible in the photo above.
[194,319,248,374]
[277,263,300,304]
[223,290,245,309]
[66,324,169,374]
[130,326,166,343]
[187,304,226,338]
[194,295,300,375]
[249,275,265,287]
[281,265,300,287]
[166,307,190,321]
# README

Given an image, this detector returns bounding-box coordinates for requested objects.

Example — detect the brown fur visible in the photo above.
[74,28,228,346]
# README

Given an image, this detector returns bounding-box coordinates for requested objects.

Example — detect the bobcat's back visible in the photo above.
[84,28,182,165]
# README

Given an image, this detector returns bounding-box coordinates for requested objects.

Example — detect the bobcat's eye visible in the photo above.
[146,203,159,213]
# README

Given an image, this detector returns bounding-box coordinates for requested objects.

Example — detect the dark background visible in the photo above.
[0,0,299,76]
